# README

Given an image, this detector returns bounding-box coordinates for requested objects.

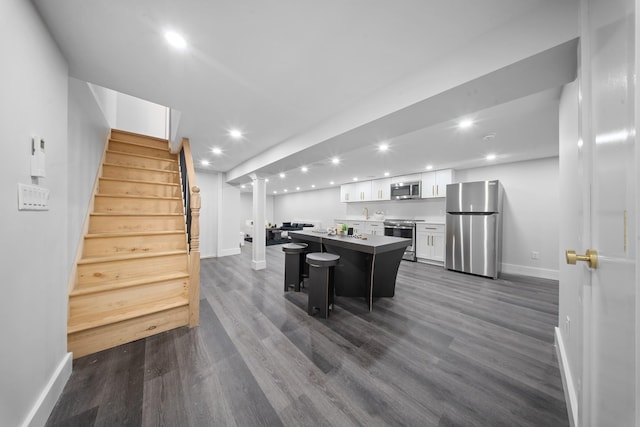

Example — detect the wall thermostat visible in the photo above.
[31,136,46,178]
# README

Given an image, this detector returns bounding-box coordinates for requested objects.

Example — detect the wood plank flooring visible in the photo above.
[46,243,568,426]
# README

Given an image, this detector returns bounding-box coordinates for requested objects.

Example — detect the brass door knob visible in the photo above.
[566,249,598,269]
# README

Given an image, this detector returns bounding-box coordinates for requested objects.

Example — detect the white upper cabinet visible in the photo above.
[340,181,372,202]
[341,170,453,202]
[340,183,356,202]
[355,181,372,201]
[371,178,391,201]
[421,169,454,198]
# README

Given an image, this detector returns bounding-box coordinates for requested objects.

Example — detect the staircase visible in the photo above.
[68,129,197,359]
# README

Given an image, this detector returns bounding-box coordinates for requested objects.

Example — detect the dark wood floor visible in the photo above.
[46,243,568,426]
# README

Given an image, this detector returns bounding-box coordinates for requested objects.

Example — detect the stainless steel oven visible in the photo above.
[384,219,422,261]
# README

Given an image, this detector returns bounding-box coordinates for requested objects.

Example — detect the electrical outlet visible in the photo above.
[531,251,539,260]
[565,315,571,338]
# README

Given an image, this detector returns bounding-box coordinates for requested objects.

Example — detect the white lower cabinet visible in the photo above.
[416,223,445,263]
[365,221,384,235]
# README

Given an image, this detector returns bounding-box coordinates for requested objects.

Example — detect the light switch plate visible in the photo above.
[18,183,49,211]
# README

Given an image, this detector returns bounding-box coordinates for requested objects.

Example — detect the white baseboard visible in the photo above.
[22,352,72,427]
[555,327,578,427]
[501,263,559,280]
[252,259,266,270]
[218,247,241,257]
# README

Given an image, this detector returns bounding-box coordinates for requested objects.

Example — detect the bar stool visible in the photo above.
[306,252,340,319]
[283,242,308,292]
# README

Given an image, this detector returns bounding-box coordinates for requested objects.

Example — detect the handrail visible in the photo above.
[179,137,200,327]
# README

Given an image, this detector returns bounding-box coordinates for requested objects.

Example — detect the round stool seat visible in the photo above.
[282,242,308,253]
[306,252,340,267]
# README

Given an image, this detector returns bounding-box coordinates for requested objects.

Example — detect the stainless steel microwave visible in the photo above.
[390,181,421,199]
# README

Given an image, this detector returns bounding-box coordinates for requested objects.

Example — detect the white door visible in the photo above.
[559,0,637,425]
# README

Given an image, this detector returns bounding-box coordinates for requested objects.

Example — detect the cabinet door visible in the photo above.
[367,222,384,235]
[340,183,356,202]
[421,172,436,198]
[415,232,429,258]
[371,178,391,200]
[431,232,445,262]
[434,169,454,198]
[356,181,372,201]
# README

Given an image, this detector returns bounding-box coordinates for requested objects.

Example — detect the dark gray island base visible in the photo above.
[289,230,411,311]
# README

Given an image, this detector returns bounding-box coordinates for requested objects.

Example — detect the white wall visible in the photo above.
[196,171,220,258]
[87,83,117,128]
[218,180,241,256]
[273,186,346,230]
[239,192,275,232]
[0,1,72,425]
[115,92,167,139]
[67,78,111,272]
[455,157,559,278]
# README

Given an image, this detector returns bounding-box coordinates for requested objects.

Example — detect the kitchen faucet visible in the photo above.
[363,207,369,220]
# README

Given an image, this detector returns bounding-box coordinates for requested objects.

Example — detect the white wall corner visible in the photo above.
[555,327,578,427]
[22,352,72,427]
[501,263,559,280]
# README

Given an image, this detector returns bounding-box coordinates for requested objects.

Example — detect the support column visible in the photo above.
[250,174,266,270]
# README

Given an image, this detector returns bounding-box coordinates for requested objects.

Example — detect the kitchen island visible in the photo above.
[289,230,411,311]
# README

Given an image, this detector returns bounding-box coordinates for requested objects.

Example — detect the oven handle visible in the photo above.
[385,226,414,230]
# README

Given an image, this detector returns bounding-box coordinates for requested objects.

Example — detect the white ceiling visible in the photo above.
[32,0,579,194]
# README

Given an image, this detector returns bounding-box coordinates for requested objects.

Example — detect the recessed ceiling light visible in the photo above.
[486,154,496,161]
[212,147,222,155]
[425,165,433,170]
[301,166,308,173]
[229,129,243,139]
[279,172,286,178]
[311,184,316,188]
[241,185,245,189]
[458,118,474,129]
[273,190,277,194]
[353,177,358,181]
[330,181,335,185]
[200,160,210,166]
[265,178,269,182]
[165,31,187,49]
[379,143,389,152]
[331,157,340,165]
[250,182,255,186]
[296,187,300,190]
[284,189,288,192]
[384,172,390,177]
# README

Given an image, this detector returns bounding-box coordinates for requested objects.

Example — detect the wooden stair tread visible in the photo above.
[109,137,170,152]
[107,149,177,162]
[111,129,169,144]
[85,230,186,239]
[68,296,188,334]
[77,249,187,265]
[103,162,180,174]
[95,194,182,201]
[99,177,180,187]
[70,272,190,297]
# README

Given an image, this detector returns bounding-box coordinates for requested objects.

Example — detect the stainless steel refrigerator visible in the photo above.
[445,180,503,279]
